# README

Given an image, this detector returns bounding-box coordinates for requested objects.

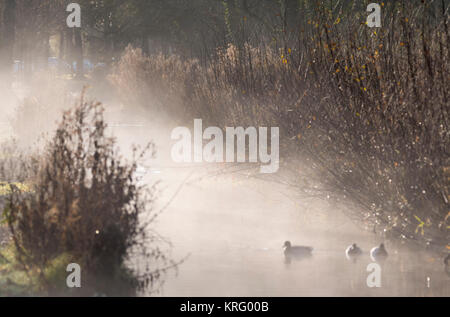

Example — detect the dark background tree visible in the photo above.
[0,0,15,81]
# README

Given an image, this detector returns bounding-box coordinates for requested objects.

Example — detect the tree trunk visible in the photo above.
[0,0,16,117]
[42,33,50,71]
[74,28,83,78]
[41,4,50,71]
[0,0,16,80]
[58,29,65,73]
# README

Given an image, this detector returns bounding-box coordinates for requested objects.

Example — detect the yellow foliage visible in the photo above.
[0,182,32,196]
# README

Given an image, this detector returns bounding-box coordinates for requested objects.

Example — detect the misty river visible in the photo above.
[1,90,448,297]
[110,118,449,297]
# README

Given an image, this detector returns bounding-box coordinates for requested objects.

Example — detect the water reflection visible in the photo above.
[159,238,449,297]
[145,160,449,297]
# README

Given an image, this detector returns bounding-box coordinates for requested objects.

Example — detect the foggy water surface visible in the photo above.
[94,109,450,297]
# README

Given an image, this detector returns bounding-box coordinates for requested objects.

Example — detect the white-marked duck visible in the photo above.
[370,243,388,262]
[345,243,363,262]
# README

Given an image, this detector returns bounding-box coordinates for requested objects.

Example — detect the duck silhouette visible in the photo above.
[370,243,388,262]
[345,243,363,262]
[283,241,313,262]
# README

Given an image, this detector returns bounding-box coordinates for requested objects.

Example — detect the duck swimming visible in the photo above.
[283,241,313,262]
[345,243,363,262]
[370,243,388,262]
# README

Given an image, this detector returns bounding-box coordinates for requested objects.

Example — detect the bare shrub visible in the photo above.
[3,93,173,296]
[0,140,34,183]
[109,46,203,120]
[108,1,449,252]
[286,0,449,251]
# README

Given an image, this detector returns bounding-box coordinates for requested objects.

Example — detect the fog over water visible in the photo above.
[109,114,449,297]
[0,0,448,299]
[0,82,448,297]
